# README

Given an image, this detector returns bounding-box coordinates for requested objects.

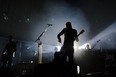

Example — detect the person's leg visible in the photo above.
[68,48,74,64]
[68,53,74,64]
[2,54,8,68]
[68,49,77,77]
[2,60,7,68]
[7,55,13,69]
[60,46,67,62]
[8,61,12,68]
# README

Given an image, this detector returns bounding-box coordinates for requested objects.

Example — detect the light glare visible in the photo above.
[55,46,61,51]
[78,43,91,50]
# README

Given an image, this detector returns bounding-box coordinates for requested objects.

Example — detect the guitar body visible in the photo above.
[76,38,79,42]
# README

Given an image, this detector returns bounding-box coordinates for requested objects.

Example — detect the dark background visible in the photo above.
[0,0,116,47]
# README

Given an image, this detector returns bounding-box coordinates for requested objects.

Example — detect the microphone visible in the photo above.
[47,24,53,26]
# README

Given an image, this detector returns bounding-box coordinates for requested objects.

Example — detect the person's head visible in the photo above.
[66,22,72,29]
[86,44,90,49]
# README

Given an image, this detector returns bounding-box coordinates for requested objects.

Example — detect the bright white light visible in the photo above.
[27,18,30,22]
[88,22,116,49]
[78,43,91,50]
[55,46,61,51]
[77,65,80,74]
[3,13,8,20]
[74,41,79,51]
[31,61,33,63]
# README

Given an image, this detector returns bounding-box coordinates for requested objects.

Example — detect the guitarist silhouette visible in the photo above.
[1,35,17,68]
[57,22,85,64]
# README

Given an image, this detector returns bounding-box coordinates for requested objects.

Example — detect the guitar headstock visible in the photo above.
[80,29,85,34]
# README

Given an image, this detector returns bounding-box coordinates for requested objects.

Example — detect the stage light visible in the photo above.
[55,46,61,51]
[31,61,33,63]
[78,43,91,50]
[77,65,80,74]
[74,41,79,51]
[88,22,116,50]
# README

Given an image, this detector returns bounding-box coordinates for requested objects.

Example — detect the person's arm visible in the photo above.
[13,52,15,57]
[14,42,17,52]
[3,44,8,52]
[57,28,65,43]
[13,42,17,57]
[2,44,8,55]
[74,30,78,41]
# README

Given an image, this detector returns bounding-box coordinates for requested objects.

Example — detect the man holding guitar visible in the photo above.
[1,35,17,68]
[57,22,85,64]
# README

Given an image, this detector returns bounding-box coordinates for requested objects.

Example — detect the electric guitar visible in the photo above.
[76,29,85,42]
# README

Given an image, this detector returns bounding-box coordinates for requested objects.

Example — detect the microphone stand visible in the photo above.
[35,25,52,64]
[91,40,101,50]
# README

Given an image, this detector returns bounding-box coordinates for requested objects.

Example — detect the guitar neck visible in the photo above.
[77,32,83,37]
[77,33,81,37]
[77,29,85,37]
